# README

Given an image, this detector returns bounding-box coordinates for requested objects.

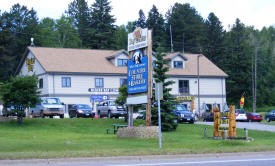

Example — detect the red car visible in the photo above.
[246,112,262,122]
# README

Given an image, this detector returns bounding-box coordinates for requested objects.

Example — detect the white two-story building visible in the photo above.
[16,47,227,113]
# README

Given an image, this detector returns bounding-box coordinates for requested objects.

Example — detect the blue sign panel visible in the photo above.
[127,49,148,94]
[90,95,109,101]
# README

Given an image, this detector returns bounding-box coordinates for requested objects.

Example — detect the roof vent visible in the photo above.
[30,37,35,47]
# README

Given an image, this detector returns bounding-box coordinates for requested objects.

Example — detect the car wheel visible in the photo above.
[266,117,270,122]
[108,111,112,118]
[40,111,44,118]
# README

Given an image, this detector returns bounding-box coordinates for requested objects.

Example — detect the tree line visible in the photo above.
[0,0,274,108]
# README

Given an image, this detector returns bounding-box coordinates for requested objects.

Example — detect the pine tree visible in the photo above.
[1,4,39,80]
[90,0,116,49]
[166,3,206,53]
[67,0,91,47]
[203,12,225,67]
[133,9,146,29]
[151,48,178,131]
[223,19,253,105]
[146,5,166,51]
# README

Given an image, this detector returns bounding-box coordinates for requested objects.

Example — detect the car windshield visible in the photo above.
[250,113,260,115]
[43,98,60,104]
[109,101,116,106]
[235,110,245,114]
[175,105,187,111]
[77,104,91,109]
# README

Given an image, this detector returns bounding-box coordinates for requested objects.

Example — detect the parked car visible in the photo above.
[2,105,26,117]
[235,109,247,121]
[202,111,214,122]
[30,97,64,118]
[172,105,195,124]
[265,110,275,122]
[68,104,94,118]
[96,100,126,118]
[135,110,146,120]
[246,112,262,122]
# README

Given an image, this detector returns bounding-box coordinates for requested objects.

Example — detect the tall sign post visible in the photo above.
[127,28,152,126]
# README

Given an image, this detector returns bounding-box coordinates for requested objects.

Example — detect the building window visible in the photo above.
[62,77,71,87]
[179,80,189,93]
[95,78,104,88]
[174,61,183,68]
[117,59,128,66]
[39,78,43,89]
[120,78,127,87]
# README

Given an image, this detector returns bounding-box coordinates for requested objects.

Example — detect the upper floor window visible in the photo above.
[179,80,189,93]
[174,61,183,68]
[120,78,127,87]
[39,78,43,89]
[95,78,104,88]
[62,77,71,87]
[117,59,128,66]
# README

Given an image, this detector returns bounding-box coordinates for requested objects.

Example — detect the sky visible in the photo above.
[0,0,275,30]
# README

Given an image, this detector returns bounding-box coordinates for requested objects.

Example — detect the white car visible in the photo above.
[235,109,247,121]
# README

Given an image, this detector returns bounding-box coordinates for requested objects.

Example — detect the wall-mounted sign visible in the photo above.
[26,58,35,72]
[128,28,148,51]
[127,49,148,94]
[88,88,118,93]
[176,96,195,101]
[90,95,109,101]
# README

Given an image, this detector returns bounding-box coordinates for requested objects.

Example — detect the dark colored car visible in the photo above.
[246,112,262,122]
[68,104,94,118]
[172,105,195,124]
[265,110,275,122]
[202,112,214,122]
[3,105,26,117]
[136,110,145,120]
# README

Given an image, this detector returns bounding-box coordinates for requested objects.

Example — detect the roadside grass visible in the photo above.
[0,118,275,159]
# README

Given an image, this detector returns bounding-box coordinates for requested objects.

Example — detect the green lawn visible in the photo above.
[0,118,275,159]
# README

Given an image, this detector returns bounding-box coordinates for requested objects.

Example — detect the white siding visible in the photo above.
[20,52,45,76]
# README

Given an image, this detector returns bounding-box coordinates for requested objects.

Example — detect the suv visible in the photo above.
[265,110,275,122]
[235,109,247,121]
[96,100,126,118]
[30,98,65,118]
[172,105,195,124]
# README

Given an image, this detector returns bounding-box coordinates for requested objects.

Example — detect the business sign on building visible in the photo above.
[128,28,148,51]
[90,95,109,101]
[127,49,148,94]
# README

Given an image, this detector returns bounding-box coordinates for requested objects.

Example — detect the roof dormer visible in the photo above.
[165,52,188,69]
[105,50,129,67]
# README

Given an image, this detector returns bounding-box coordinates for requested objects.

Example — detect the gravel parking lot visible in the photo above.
[196,121,275,132]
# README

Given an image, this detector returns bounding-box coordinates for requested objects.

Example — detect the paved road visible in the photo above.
[196,121,275,132]
[0,152,275,166]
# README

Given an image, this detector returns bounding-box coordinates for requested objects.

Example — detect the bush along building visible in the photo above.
[16,47,228,114]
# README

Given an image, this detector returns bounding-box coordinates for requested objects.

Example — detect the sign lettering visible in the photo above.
[128,28,148,51]
[127,49,148,94]
[26,58,35,72]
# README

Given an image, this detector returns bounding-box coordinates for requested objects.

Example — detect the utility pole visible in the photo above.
[170,25,174,53]
[253,46,258,113]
